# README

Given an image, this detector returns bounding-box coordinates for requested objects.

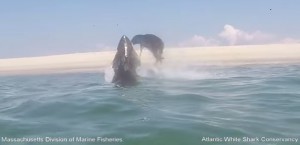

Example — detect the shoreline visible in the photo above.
[1,44,300,76]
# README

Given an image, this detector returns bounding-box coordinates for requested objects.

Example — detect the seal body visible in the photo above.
[132,34,164,63]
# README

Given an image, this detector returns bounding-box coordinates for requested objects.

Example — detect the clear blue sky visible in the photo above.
[0,0,299,58]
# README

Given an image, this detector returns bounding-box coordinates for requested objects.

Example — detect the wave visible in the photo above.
[104,65,216,84]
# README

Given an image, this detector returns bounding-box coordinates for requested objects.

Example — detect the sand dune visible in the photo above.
[1,44,300,75]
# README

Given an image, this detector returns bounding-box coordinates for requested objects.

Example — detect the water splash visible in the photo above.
[104,66,114,83]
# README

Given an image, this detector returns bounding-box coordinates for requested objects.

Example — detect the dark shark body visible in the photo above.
[112,35,141,86]
[131,34,164,63]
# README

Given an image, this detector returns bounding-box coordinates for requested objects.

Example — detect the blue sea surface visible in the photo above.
[0,64,299,145]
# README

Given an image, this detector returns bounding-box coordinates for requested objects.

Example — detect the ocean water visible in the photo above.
[0,64,300,145]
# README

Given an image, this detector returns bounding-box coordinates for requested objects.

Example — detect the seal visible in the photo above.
[131,34,164,63]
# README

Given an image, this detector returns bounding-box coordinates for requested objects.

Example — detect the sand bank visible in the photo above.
[1,44,300,75]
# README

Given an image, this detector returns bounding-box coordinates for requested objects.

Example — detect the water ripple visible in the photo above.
[1,64,300,144]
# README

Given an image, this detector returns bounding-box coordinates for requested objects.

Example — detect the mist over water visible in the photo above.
[1,64,300,145]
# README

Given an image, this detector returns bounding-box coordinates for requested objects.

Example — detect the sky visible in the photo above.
[0,0,300,58]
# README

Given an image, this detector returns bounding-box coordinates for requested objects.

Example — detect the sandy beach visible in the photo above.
[1,43,300,75]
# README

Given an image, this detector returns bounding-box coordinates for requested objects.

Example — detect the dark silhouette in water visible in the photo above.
[112,35,141,86]
[131,34,164,63]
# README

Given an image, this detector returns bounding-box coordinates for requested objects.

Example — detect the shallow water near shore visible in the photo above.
[0,64,300,145]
